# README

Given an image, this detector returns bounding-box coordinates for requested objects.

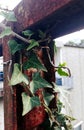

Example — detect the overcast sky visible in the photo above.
[0,0,21,22]
[56,29,84,43]
[0,0,22,22]
[0,0,21,10]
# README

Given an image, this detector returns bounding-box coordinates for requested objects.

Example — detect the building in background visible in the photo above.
[55,40,84,130]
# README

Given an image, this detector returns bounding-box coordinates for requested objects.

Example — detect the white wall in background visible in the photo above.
[55,46,84,129]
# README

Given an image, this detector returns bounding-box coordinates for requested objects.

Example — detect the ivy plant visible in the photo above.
[0,8,74,130]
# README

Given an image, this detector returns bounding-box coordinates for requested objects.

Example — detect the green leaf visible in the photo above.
[27,39,39,51]
[10,63,29,85]
[43,92,54,106]
[53,82,69,95]
[57,100,63,113]
[0,27,13,38]
[22,92,40,116]
[0,11,17,22]
[22,30,34,37]
[23,52,47,72]
[41,118,54,130]
[54,126,62,130]
[38,30,46,39]
[57,68,69,76]
[56,113,66,126]
[59,62,67,67]
[8,39,25,54]
[53,82,71,112]
[30,72,52,93]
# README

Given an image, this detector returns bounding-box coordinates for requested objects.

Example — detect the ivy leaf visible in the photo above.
[22,92,40,116]
[10,63,29,86]
[53,126,62,130]
[41,118,54,130]
[8,39,25,54]
[56,113,66,126]
[57,100,63,113]
[53,82,69,95]
[22,30,34,37]
[0,11,17,22]
[38,30,46,39]
[30,72,52,93]
[27,39,39,51]
[53,82,71,111]
[43,92,54,106]
[57,68,69,76]
[59,62,67,67]
[0,27,13,38]
[23,52,47,72]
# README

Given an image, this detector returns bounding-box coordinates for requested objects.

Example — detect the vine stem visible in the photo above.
[21,82,34,97]
[45,47,71,77]
[21,82,60,126]
[0,23,50,44]
[0,23,30,43]
[42,102,60,126]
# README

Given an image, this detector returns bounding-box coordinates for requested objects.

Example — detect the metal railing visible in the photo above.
[73,121,83,130]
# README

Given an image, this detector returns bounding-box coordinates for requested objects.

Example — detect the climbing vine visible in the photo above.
[0,8,74,130]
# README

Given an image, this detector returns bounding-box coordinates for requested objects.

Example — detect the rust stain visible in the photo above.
[14,0,72,33]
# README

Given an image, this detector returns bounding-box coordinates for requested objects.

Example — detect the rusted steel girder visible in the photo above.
[13,0,72,33]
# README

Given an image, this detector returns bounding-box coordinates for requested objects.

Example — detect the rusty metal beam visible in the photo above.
[13,0,73,33]
[3,37,17,130]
